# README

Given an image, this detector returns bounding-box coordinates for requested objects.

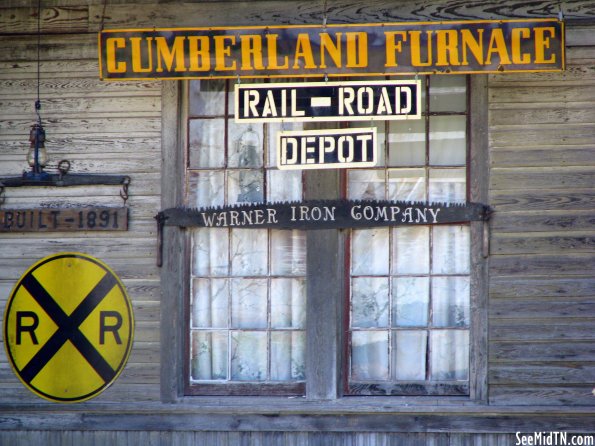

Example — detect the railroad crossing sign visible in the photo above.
[3,253,134,402]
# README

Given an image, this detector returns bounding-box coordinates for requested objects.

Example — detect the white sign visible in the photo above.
[235,80,421,123]
[277,127,377,170]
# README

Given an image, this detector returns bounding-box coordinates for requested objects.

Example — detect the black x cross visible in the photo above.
[18,272,119,385]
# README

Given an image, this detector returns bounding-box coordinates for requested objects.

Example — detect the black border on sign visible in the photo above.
[2,252,135,403]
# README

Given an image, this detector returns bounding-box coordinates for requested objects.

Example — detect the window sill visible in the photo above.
[0,400,592,434]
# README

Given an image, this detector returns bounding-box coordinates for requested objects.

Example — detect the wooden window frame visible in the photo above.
[159,75,488,403]
[343,76,474,397]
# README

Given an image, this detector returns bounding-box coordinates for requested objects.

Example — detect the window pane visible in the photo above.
[429,115,466,166]
[392,226,429,274]
[388,168,426,202]
[191,331,228,380]
[188,170,225,208]
[352,277,389,328]
[188,119,225,168]
[429,168,466,203]
[432,277,470,327]
[388,119,426,166]
[231,278,268,328]
[192,228,229,276]
[429,75,466,112]
[189,80,226,116]
[351,331,389,380]
[231,331,267,380]
[271,331,306,381]
[348,169,385,200]
[271,278,306,329]
[228,170,264,204]
[271,230,306,276]
[433,225,470,274]
[351,228,389,275]
[192,278,229,328]
[393,277,429,326]
[393,330,427,380]
[268,170,302,202]
[430,330,469,380]
[228,122,264,168]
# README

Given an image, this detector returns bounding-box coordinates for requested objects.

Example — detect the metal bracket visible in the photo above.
[0,173,132,207]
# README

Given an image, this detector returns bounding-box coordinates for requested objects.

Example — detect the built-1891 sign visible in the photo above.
[0,207,128,232]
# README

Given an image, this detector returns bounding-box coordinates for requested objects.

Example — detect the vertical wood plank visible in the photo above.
[160,80,187,402]
[468,75,489,403]
[305,169,344,400]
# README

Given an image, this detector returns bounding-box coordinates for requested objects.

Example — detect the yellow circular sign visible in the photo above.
[3,252,134,402]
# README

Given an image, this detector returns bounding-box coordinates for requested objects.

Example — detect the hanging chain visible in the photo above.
[35,0,42,124]
[100,0,109,31]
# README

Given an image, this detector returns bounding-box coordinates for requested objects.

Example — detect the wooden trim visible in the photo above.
[348,382,469,396]
[468,75,490,403]
[185,382,305,397]
[160,80,187,402]
[305,167,345,400]
[0,406,593,433]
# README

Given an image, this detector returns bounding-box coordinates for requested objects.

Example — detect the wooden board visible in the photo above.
[0,207,128,232]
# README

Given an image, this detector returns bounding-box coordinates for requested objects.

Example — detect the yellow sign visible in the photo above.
[99,19,564,80]
[3,253,134,402]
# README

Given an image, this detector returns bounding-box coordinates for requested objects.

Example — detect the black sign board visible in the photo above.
[155,200,489,266]
[277,128,376,170]
[235,80,420,122]
[99,19,564,80]
[157,200,488,231]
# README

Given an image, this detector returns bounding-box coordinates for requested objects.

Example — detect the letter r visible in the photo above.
[16,311,39,345]
[99,311,123,344]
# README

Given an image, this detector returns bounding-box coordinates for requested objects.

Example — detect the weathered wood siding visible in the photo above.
[488,25,595,406]
[0,32,162,404]
[0,431,581,446]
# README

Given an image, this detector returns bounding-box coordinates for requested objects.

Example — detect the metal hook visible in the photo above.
[58,159,71,178]
[0,184,5,207]
[155,211,168,267]
[120,176,131,205]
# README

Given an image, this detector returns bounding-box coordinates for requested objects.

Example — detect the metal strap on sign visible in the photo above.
[154,200,490,265]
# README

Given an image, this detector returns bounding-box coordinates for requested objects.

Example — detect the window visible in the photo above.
[186,80,306,395]
[346,76,471,395]
[183,76,481,398]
